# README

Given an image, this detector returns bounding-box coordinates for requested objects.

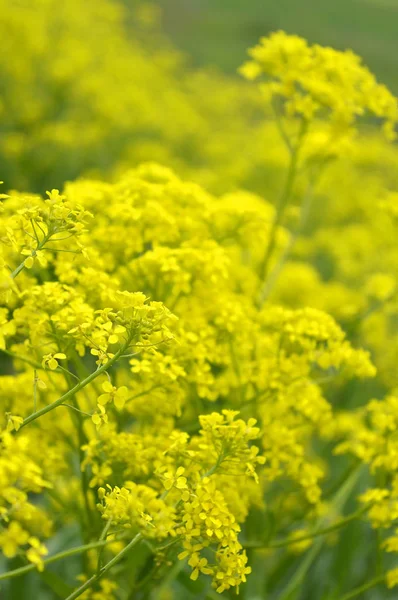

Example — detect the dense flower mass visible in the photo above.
[240,31,398,138]
[1,3,398,599]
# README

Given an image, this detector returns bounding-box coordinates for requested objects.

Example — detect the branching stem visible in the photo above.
[19,340,130,429]
[64,533,142,600]
[0,539,115,582]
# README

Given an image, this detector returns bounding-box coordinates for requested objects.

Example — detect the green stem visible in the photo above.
[96,519,113,575]
[52,344,92,539]
[60,404,92,418]
[0,349,78,383]
[204,450,225,477]
[65,533,142,600]
[19,340,130,429]
[132,540,181,596]
[257,118,308,286]
[243,504,369,550]
[33,369,38,412]
[0,539,113,582]
[271,98,293,154]
[258,168,322,305]
[10,261,28,279]
[0,348,43,370]
[277,465,363,600]
[149,557,186,599]
[10,232,51,279]
[337,574,385,600]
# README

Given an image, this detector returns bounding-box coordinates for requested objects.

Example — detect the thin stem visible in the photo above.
[35,221,47,238]
[30,219,40,244]
[243,504,369,549]
[204,449,225,478]
[19,339,130,429]
[271,98,293,154]
[47,234,75,242]
[53,350,94,540]
[125,384,162,404]
[257,118,308,287]
[149,556,186,599]
[33,369,38,412]
[121,337,172,357]
[60,404,92,418]
[258,164,325,305]
[96,519,113,575]
[0,539,114,582]
[10,261,28,279]
[46,248,80,254]
[65,533,142,600]
[57,364,81,382]
[24,232,38,243]
[0,348,43,370]
[337,574,385,600]
[10,232,51,279]
[277,465,364,600]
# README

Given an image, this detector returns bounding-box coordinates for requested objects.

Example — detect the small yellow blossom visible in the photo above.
[42,353,67,370]
[92,404,109,430]
[0,522,30,557]
[26,537,48,571]
[6,413,23,432]
[98,381,128,410]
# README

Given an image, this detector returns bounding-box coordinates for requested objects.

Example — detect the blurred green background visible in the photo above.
[157,0,398,90]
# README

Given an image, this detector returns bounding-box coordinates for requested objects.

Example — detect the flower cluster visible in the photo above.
[97,482,176,540]
[196,410,265,480]
[176,477,251,594]
[240,31,398,138]
[0,432,51,570]
[0,160,385,596]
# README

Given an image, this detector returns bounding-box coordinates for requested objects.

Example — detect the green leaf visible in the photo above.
[39,569,74,598]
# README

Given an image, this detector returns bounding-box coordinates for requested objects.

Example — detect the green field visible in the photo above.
[158,0,398,91]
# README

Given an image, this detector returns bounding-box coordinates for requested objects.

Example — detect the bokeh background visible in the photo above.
[2,0,398,195]
[157,0,398,90]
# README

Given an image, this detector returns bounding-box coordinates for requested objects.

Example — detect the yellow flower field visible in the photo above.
[1,2,398,599]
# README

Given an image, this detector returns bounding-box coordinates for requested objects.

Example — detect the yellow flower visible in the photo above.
[42,353,67,370]
[97,381,128,410]
[387,568,398,589]
[21,249,47,269]
[92,404,108,430]
[23,256,34,269]
[162,467,188,492]
[45,189,66,205]
[0,522,29,558]
[6,413,23,432]
[26,537,48,571]
[241,31,397,138]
